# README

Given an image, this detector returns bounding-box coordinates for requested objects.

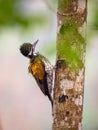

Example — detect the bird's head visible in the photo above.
[20,39,39,58]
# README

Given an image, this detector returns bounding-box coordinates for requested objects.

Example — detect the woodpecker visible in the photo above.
[20,40,53,106]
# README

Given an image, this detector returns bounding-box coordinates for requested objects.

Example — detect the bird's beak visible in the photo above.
[33,39,39,49]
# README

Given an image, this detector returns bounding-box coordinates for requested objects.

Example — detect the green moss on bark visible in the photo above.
[58,0,69,12]
[57,23,85,72]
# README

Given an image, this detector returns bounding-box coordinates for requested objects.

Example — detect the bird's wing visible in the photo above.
[38,53,53,94]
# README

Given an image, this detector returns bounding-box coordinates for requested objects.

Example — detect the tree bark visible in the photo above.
[52,0,87,130]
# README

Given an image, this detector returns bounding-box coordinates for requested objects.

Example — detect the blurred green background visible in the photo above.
[0,0,98,130]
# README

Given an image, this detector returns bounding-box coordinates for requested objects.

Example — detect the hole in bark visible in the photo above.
[66,111,70,115]
[58,94,68,103]
[56,60,66,68]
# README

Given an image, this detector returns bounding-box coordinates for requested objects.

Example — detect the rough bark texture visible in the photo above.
[52,0,87,130]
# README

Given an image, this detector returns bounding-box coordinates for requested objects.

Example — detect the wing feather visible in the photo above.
[38,53,53,94]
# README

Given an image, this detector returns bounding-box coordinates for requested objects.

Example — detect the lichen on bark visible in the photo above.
[52,0,87,130]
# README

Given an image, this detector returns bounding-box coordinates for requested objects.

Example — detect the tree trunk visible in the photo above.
[52,0,87,130]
